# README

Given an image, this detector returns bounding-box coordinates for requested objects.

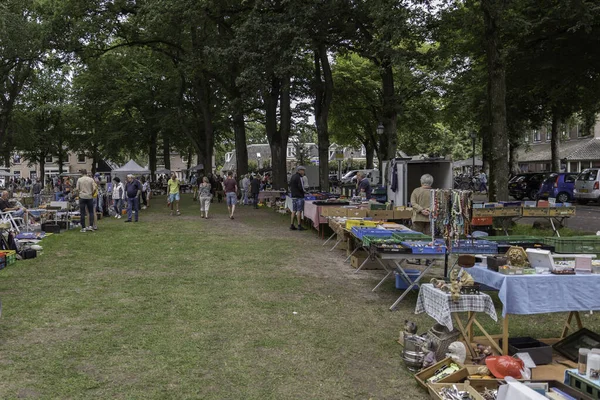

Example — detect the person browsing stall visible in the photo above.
[112,177,125,219]
[289,166,306,231]
[223,171,238,219]
[410,174,434,235]
[167,172,181,216]
[124,174,142,222]
[250,174,260,209]
[356,171,372,200]
[75,169,97,232]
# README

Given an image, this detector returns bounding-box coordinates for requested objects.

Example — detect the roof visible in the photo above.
[453,157,483,168]
[517,138,600,162]
[113,160,150,174]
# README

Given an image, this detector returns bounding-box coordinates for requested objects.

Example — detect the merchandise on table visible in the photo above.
[451,239,498,254]
[429,189,473,241]
[401,240,447,254]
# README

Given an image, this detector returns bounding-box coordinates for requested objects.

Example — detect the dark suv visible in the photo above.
[508,173,549,200]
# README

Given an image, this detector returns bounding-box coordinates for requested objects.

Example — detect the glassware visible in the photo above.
[579,348,590,375]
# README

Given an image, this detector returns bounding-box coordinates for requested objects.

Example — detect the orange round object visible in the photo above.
[485,356,524,379]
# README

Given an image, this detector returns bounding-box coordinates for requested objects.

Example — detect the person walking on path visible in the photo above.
[167,172,181,216]
[410,174,433,235]
[112,177,125,219]
[478,169,488,194]
[250,174,260,209]
[75,169,97,232]
[191,174,198,201]
[223,171,238,219]
[198,177,212,219]
[141,177,149,209]
[289,166,306,231]
[125,174,142,222]
[241,174,250,205]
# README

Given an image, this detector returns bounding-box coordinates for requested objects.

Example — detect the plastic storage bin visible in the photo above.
[395,270,421,290]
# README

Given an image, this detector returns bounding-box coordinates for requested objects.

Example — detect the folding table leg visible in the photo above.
[372,271,393,292]
[322,232,336,246]
[354,256,370,273]
[329,238,342,252]
[389,261,434,311]
[344,246,362,263]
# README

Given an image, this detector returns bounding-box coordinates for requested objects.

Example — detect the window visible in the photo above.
[546,129,551,141]
[561,124,568,140]
[13,171,20,179]
[45,155,53,163]
[12,154,21,164]
[524,133,529,143]
[360,146,366,157]
[569,162,578,173]
[565,174,577,183]
[77,154,86,163]
[287,147,295,158]
[30,171,37,180]
[533,130,541,142]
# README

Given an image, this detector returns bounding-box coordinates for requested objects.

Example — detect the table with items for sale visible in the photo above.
[367,239,448,311]
[415,283,498,358]
[468,264,600,355]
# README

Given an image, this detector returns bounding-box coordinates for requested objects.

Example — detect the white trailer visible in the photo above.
[384,157,454,207]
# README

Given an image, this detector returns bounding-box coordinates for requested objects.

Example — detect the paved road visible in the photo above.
[563,203,600,233]
[472,194,600,233]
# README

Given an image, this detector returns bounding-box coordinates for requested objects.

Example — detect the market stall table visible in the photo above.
[371,252,447,310]
[469,265,600,354]
[258,190,284,204]
[415,283,498,357]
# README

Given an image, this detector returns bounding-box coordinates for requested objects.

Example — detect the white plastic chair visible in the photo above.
[0,210,25,233]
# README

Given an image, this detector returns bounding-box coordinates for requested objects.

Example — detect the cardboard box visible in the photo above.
[350,251,383,270]
[346,209,368,218]
[394,210,413,220]
[548,207,576,217]
[320,207,346,217]
[368,210,395,220]
[415,357,468,389]
[522,207,549,217]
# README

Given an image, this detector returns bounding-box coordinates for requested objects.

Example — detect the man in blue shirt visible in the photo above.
[356,171,372,199]
[124,174,142,222]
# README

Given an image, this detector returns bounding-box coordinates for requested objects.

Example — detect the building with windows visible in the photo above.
[517,119,600,173]
[7,152,95,181]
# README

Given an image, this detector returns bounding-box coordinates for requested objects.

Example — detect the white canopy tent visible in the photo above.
[112,160,150,180]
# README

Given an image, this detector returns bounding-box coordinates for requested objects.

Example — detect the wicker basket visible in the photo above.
[425,324,461,362]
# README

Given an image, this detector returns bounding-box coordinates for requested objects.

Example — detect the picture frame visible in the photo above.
[553,328,600,362]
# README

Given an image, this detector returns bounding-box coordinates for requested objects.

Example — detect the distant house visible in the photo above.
[517,118,600,173]
[8,151,96,180]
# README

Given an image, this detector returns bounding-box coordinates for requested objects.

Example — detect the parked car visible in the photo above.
[508,172,549,200]
[537,172,578,203]
[573,168,600,204]
[350,169,380,186]
[340,170,360,185]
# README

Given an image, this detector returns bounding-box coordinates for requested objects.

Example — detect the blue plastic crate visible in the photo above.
[395,270,421,290]
[351,228,397,240]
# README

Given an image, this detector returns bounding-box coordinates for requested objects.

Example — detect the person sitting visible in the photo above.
[0,190,30,226]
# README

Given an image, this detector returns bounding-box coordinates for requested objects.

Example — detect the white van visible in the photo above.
[574,168,600,204]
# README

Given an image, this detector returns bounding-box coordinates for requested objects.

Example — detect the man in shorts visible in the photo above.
[288,166,306,231]
[223,171,238,219]
[167,172,181,216]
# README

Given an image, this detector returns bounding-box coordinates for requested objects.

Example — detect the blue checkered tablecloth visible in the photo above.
[415,283,498,330]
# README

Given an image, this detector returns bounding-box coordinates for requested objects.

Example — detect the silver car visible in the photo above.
[573,168,600,204]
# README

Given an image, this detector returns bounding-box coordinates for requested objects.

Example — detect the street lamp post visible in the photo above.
[470,131,477,176]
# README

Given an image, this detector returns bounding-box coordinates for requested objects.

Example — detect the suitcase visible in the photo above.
[19,249,37,260]
[41,223,60,233]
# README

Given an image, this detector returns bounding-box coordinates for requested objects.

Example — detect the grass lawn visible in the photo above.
[0,194,599,399]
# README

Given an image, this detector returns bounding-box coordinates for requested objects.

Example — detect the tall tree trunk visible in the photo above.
[263,75,291,190]
[551,110,561,171]
[39,153,45,187]
[508,141,520,176]
[363,139,375,169]
[162,134,171,170]
[149,129,157,181]
[314,43,333,191]
[91,146,98,175]
[380,60,398,161]
[482,0,509,201]
[232,100,248,177]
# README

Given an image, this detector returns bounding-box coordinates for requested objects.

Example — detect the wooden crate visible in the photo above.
[415,357,468,389]
[394,210,413,220]
[548,207,576,217]
[522,207,549,217]
[428,383,484,400]
[472,208,496,217]
[350,251,383,270]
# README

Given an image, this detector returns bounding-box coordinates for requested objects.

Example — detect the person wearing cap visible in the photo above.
[124,174,142,222]
[223,171,238,219]
[167,172,181,216]
[289,166,306,231]
[75,169,97,232]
